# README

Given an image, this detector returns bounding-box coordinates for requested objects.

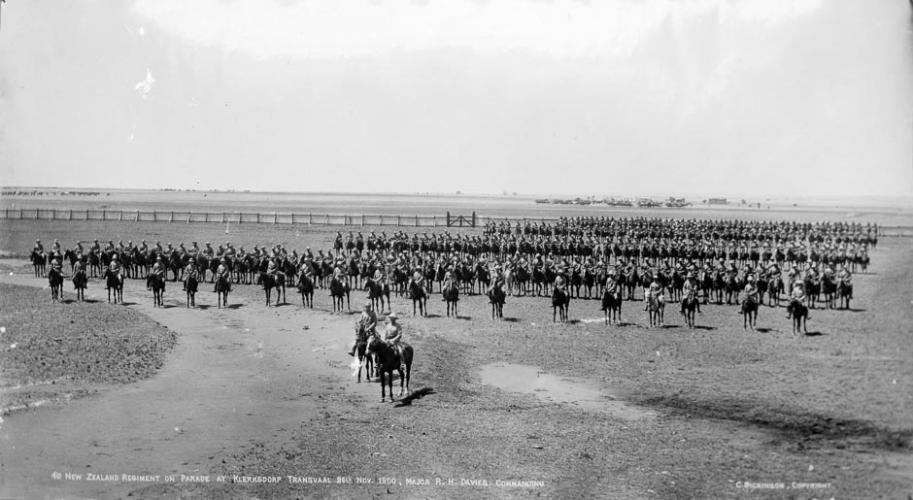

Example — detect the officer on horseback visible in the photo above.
[682,272,701,313]
[349,301,377,357]
[645,274,664,311]
[183,260,198,291]
[382,312,406,371]
[787,281,806,319]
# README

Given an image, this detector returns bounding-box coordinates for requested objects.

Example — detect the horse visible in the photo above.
[488,284,506,320]
[257,271,286,307]
[740,294,758,330]
[214,273,231,309]
[552,287,570,323]
[103,269,124,304]
[820,274,837,309]
[30,250,47,278]
[837,279,853,310]
[64,249,79,274]
[296,272,315,308]
[788,300,809,335]
[48,267,64,302]
[442,281,460,318]
[353,326,375,383]
[804,275,820,309]
[646,294,665,327]
[72,268,88,302]
[680,293,699,329]
[408,280,427,317]
[148,273,166,307]
[185,274,198,308]
[767,274,784,307]
[601,289,622,325]
[330,276,351,313]
[367,336,413,402]
[364,277,389,313]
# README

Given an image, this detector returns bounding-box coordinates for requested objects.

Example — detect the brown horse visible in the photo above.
[48,267,64,302]
[72,268,88,302]
[297,273,315,308]
[367,336,413,402]
[442,281,460,318]
[103,269,124,304]
[552,287,570,323]
[601,288,622,325]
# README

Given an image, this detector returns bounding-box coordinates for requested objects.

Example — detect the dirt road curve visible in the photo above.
[1,261,363,499]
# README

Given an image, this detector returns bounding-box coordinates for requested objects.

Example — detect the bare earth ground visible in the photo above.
[0,221,910,499]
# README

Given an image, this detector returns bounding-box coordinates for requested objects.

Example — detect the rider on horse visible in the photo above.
[645,275,664,311]
[382,312,406,371]
[349,301,378,356]
[787,281,806,319]
[441,270,455,300]
[742,275,759,303]
[682,272,701,313]
[182,260,198,290]
[215,257,231,291]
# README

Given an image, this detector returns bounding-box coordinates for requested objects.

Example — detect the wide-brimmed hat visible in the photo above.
[388,312,398,320]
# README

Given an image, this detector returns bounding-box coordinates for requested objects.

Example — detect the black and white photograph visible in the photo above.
[1,0,912,498]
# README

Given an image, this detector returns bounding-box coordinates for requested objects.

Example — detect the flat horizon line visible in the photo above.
[3,185,912,202]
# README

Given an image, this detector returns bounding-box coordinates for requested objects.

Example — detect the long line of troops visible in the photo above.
[29,216,866,321]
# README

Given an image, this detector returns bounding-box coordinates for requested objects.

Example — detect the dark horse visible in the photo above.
[297,273,315,308]
[837,279,853,310]
[552,287,569,323]
[103,269,124,304]
[488,284,506,320]
[353,325,375,383]
[365,278,390,313]
[680,293,699,329]
[601,288,622,325]
[185,274,198,308]
[148,273,166,308]
[48,267,64,302]
[214,273,231,309]
[330,277,351,313]
[367,336,413,402]
[257,271,286,307]
[741,294,758,331]
[408,280,427,317]
[788,299,809,335]
[30,250,47,278]
[72,268,88,302]
[442,281,460,318]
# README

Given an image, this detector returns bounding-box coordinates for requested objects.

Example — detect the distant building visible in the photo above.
[707,198,728,205]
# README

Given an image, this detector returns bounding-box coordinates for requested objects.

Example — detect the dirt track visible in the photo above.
[1,236,912,499]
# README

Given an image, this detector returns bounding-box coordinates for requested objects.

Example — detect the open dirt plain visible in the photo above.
[0,218,911,499]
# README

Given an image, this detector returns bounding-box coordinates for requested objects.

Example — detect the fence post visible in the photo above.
[308,213,312,225]
[119,210,124,221]
[187,212,192,223]
[135,210,139,222]
[472,211,477,228]
[397,215,401,226]
[326,214,330,225]
[274,212,278,224]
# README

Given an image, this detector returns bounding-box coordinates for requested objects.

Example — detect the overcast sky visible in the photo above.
[1,0,911,197]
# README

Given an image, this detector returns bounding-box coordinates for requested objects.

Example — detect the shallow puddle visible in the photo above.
[479,362,655,420]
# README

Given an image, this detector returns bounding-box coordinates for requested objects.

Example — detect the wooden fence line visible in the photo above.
[0,208,530,227]
[1,208,910,236]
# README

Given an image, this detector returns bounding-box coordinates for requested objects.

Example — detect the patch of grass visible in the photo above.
[0,283,177,396]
